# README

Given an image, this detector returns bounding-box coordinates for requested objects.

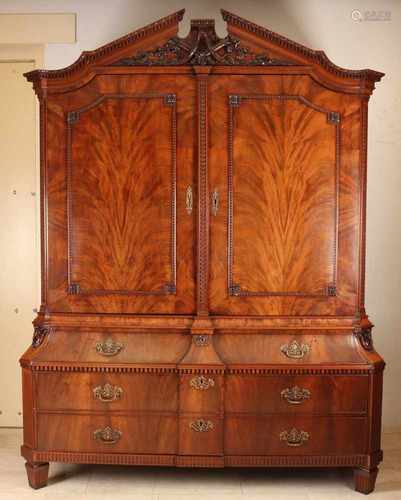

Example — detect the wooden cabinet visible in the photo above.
[20,10,384,494]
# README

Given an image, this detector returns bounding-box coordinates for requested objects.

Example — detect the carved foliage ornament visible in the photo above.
[354,326,374,351]
[112,19,294,67]
[32,326,53,348]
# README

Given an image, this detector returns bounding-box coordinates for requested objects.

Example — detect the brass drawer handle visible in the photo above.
[93,426,122,444]
[93,383,123,402]
[189,375,215,391]
[186,185,193,214]
[281,340,310,359]
[211,189,219,216]
[281,386,311,405]
[280,428,309,447]
[96,338,124,357]
[190,419,214,432]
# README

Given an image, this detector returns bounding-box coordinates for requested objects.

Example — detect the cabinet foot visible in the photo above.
[354,467,378,494]
[25,461,49,489]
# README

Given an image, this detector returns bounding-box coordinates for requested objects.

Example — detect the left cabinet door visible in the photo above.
[46,74,196,314]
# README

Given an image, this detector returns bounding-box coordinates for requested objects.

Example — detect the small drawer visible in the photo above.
[225,375,368,415]
[224,416,367,456]
[179,416,223,456]
[179,374,223,413]
[37,414,177,454]
[36,372,178,412]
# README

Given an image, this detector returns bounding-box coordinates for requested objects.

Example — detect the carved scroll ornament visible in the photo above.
[112,19,294,67]
[32,326,53,348]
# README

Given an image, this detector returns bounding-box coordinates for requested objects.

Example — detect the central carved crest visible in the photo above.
[112,19,294,67]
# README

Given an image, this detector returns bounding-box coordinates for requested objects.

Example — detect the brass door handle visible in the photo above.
[93,426,122,444]
[281,386,311,404]
[281,340,310,359]
[189,419,214,432]
[95,339,124,357]
[280,428,309,447]
[186,185,193,214]
[211,189,219,216]
[189,375,215,390]
[93,383,123,402]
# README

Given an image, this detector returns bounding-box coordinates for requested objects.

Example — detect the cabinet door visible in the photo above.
[46,74,196,313]
[209,75,360,316]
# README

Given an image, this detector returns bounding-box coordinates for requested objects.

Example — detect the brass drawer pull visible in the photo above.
[190,419,214,432]
[96,338,124,357]
[211,189,219,216]
[280,428,309,447]
[93,383,123,402]
[93,426,122,444]
[186,185,193,214]
[281,340,310,359]
[189,375,215,391]
[281,386,311,405]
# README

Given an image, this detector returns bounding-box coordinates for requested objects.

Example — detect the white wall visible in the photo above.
[1,0,400,429]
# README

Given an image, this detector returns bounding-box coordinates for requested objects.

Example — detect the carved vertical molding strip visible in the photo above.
[196,70,211,315]
[39,98,48,307]
[358,97,369,313]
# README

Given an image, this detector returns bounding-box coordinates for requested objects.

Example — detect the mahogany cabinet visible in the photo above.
[21,10,385,494]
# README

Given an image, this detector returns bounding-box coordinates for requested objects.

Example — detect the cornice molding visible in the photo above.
[24,9,184,84]
[221,9,384,85]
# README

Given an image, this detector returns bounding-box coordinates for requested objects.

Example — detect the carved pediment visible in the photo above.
[112,19,294,66]
[24,8,384,97]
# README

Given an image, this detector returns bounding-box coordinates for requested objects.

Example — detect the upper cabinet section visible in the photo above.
[25,9,384,98]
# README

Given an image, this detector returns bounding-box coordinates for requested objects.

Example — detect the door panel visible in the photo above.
[68,94,176,296]
[46,74,196,313]
[209,75,359,316]
[228,95,338,297]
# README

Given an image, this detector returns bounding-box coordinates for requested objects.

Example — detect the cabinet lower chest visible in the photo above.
[32,371,370,457]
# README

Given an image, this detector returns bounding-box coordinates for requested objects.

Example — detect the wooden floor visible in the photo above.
[1,428,400,499]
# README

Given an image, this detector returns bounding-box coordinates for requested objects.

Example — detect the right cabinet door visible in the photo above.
[208,74,360,316]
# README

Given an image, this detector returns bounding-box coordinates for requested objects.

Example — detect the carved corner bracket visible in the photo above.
[32,325,53,348]
[354,324,374,351]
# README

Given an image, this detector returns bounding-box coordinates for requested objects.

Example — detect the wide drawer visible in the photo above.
[225,375,368,414]
[225,416,367,455]
[37,414,177,453]
[36,372,178,411]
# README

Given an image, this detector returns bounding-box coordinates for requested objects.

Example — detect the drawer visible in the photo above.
[36,372,178,412]
[225,375,368,414]
[179,416,223,456]
[225,416,367,455]
[214,332,366,364]
[34,330,191,364]
[37,414,177,454]
[179,374,223,414]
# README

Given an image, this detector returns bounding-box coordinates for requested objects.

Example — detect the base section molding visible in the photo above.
[23,448,369,469]
[177,456,225,468]
[225,454,369,467]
